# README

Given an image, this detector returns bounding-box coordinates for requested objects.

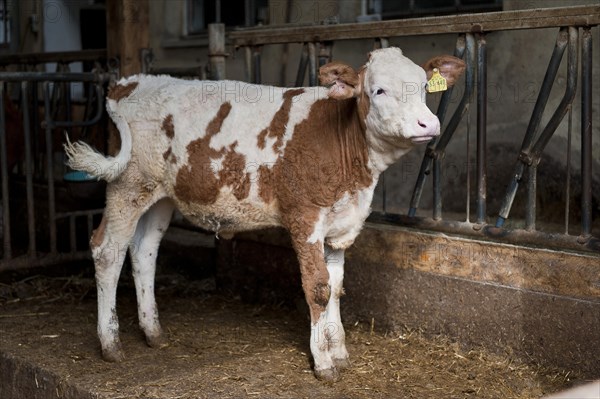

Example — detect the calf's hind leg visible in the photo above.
[129,198,174,349]
[92,178,164,362]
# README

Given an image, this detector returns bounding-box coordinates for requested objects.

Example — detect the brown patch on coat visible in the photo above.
[163,147,177,164]
[218,141,251,201]
[90,216,108,250]
[261,93,373,322]
[162,114,175,139]
[257,165,275,204]
[175,102,250,204]
[293,237,331,321]
[256,89,305,153]
[107,82,139,102]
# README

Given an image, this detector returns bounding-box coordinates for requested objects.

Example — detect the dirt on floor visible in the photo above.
[0,270,581,399]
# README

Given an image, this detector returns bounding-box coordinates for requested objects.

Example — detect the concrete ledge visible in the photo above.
[0,352,95,399]
[217,223,600,377]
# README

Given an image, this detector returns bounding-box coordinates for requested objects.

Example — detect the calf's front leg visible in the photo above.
[292,236,348,381]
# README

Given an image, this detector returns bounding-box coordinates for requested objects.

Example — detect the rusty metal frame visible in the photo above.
[228,6,600,46]
[0,65,112,272]
[225,5,599,255]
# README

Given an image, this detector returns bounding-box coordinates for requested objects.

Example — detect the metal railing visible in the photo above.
[222,5,600,254]
[0,51,113,271]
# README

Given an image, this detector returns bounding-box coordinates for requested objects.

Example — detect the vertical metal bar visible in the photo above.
[43,82,57,254]
[580,27,592,238]
[21,82,36,255]
[215,0,222,23]
[208,23,226,80]
[244,0,252,26]
[429,34,475,219]
[244,46,253,83]
[565,107,572,235]
[529,27,578,159]
[308,42,317,86]
[433,158,442,221]
[69,215,76,252]
[252,47,262,84]
[525,164,537,230]
[318,42,333,67]
[408,34,467,217]
[295,44,309,87]
[32,82,41,177]
[87,214,94,240]
[476,33,487,224]
[0,84,11,259]
[465,106,471,223]
[381,171,386,214]
[496,28,570,227]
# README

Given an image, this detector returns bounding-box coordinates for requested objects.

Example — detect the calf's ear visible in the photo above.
[319,62,361,99]
[422,55,466,88]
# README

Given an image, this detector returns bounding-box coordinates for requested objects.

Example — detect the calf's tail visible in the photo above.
[64,99,132,182]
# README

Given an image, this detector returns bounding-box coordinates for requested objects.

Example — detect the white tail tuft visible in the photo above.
[64,99,133,182]
[64,136,121,182]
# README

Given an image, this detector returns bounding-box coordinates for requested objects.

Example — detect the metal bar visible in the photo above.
[526,164,537,231]
[229,6,600,47]
[208,23,227,80]
[565,107,572,235]
[55,209,104,219]
[21,82,36,256]
[465,105,471,223]
[46,84,104,129]
[308,42,317,86]
[476,33,487,224]
[87,214,94,240]
[433,158,442,221]
[408,34,466,217]
[252,47,262,84]
[295,44,309,87]
[408,33,475,217]
[244,46,253,83]
[0,49,107,66]
[0,84,11,259]
[0,251,92,272]
[0,72,112,83]
[495,28,569,227]
[529,27,578,160]
[318,42,333,67]
[381,171,386,214]
[580,27,593,239]
[69,215,77,252]
[368,212,600,255]
[43,82,57,254]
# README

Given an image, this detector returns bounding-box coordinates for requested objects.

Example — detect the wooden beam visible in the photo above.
[105,0,149,155]
[106,0,149,77]
[229,5,600,47]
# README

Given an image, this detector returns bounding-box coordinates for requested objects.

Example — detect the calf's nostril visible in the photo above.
[418,121,427,129]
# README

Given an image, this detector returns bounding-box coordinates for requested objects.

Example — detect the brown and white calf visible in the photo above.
[65,47,465,381]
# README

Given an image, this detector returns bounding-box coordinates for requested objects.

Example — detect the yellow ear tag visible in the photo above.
[427,68,447,93]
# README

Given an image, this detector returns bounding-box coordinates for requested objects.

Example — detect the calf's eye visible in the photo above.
[375,88,385,95]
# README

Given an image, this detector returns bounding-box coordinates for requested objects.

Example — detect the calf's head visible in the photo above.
[319,47,465,147]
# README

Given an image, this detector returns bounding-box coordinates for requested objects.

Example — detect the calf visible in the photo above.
[65,47,465,381]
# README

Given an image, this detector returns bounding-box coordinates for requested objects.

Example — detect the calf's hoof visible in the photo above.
[333,357,351,370]
[101,342,125,362]
[146,333,169,349]
[314,367,340,382]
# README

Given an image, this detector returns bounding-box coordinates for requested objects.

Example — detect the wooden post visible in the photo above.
[105,0,149,154]
[106,0,149,77]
